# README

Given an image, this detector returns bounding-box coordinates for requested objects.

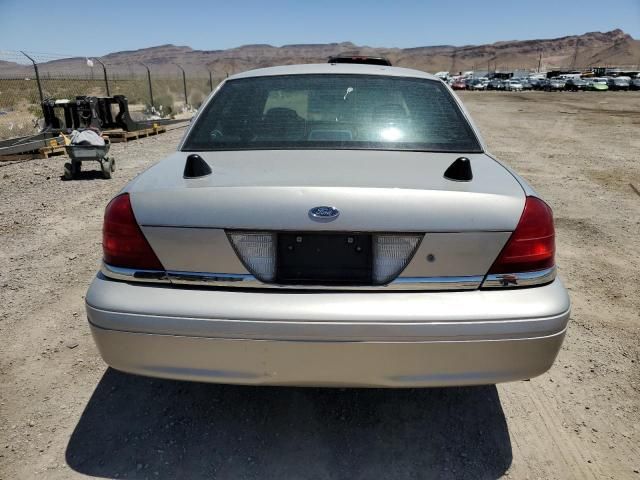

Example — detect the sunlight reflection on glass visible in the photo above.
[380,127,403,141]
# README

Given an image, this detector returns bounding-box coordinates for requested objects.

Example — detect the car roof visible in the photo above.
[227,63,441,81]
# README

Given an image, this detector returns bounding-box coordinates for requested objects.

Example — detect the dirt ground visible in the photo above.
[0,92,639,479]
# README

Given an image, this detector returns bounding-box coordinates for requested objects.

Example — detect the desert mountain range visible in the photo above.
[2,29,638,76]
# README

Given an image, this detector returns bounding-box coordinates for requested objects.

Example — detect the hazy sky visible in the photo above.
[1,0,638,57]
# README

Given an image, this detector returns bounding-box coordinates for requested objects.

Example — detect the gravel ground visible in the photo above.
[0,92,639,479]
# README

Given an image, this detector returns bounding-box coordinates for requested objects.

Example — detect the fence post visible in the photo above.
[20,51,44,105]
[209,70,214,92]
[140,62,154,109]
[93,58,110,96]
[174,63,188,108]
[537,51,542,73]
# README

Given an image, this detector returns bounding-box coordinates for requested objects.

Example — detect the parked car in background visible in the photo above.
[519,78,533,90]
[534,78,549,90]
[587,78,609,91]
[504,79,524,91]
[468,78,489,90]
[630,77,640,91]
[435,71,450,82]
[545,78,566,91]
[528,78,541,89]
[451,78,467,90]
[529,76,548,89]
[487,79,505,90]
[607,77,630,91]
[86,62,570,387]
[564,78,588,91]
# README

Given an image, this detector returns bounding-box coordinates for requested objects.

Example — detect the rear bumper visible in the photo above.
[86,275,570,387]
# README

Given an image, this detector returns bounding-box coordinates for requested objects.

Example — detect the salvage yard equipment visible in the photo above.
[42,95,184,132]
[44,95,147,132]
[103,124,167,143]
[63,142,115,180]
[0,133,66,162]
[0,94,185,161]
[0,143,66,162]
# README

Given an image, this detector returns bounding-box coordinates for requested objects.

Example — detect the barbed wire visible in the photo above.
[0,50,33,65]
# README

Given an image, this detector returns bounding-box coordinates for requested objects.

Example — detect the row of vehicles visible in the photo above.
[450,75,640,92]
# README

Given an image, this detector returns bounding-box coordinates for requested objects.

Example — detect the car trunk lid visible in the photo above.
[129,150,525,232]
[126,150,524,286]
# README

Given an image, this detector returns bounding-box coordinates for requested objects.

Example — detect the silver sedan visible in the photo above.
[86,62,570,387]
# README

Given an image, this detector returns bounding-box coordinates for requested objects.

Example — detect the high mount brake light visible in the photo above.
[488,196,555,275]
[102,193,164,270]
[327,55,392,66]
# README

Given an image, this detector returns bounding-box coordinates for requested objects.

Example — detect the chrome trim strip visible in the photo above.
[101,263,169,283]
[481,266,556,289]
[167,273,483,291]
[388,276,483,291]
[101,262,482,291]
[169,271,256,286]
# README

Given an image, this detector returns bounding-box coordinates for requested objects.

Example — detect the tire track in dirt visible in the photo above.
[528,380,601,479]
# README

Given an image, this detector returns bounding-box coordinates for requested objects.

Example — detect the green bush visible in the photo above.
[152,94,175,115]
[189,91,206,109]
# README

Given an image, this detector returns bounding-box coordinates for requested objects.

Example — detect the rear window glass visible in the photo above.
[183,74,481,152]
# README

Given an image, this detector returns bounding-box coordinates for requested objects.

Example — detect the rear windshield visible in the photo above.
[183,74,482,153]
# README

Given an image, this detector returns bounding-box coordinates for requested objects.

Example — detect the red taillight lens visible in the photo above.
[103,193,164,270]
[488,196,555,274]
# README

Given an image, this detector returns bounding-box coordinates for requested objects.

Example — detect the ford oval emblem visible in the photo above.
[309,206,340,221]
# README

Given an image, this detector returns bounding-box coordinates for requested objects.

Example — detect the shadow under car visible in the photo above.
[66,369,512,479]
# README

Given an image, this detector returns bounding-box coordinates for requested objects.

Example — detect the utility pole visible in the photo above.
[537,50,542,73]
[208,70,214,92]
[571,39,580,70]
[450,49,457,75]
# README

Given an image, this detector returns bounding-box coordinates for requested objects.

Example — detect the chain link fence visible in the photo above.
[0,50,224,140]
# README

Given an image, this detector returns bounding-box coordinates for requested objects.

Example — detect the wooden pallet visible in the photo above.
[104,125,167,143]
[0,145,66,162]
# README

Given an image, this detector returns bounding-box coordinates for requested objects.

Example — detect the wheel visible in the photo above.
[63,162,73,180]
[101,157,113,179]
[110,157,116,172]
[71,160,81,178]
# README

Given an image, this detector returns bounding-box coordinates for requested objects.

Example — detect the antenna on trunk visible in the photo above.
[444,157,473,182]
[184,154,212,179]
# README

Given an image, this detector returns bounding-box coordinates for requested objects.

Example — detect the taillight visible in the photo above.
[488,196,555,274]
[103,193,164,270]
